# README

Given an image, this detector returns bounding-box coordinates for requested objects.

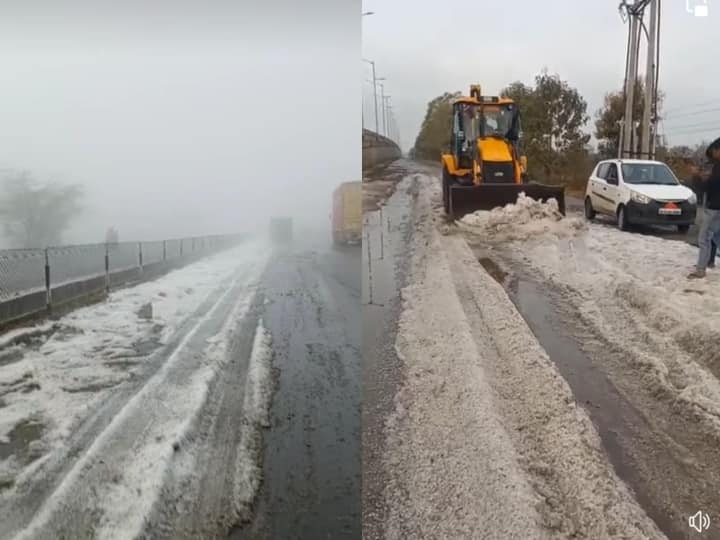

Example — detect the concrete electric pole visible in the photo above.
[379,83,387,137]
[622,2,641,158]
[383,94,392,139]
[620,0,659,159]
[640,0,658,159]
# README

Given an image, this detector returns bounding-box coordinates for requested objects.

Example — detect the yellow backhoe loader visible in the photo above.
[441,85,566,219]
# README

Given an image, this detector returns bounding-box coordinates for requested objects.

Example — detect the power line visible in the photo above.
[664,125,719,136]
[662,118,720,130]
[663,105,720,120]
[663,98,720,116]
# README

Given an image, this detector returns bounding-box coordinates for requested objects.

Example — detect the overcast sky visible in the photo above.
[0,0,359,245]
[362,0,718,152]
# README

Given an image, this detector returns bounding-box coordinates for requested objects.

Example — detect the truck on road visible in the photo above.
[332,181,362,246]
[269,217,293,245]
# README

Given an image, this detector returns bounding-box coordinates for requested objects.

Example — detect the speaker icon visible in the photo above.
[689,510,710,533]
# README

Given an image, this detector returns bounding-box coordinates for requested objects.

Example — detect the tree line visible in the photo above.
[0,171,83,249]
[412,70,711,191]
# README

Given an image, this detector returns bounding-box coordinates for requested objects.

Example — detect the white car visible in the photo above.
[584,159,697,232]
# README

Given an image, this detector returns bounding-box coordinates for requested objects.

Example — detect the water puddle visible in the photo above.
[0,348,24,367]
[0,373,40,396]
[62,381,121,393]
[478,257,508,284]
[0,418,45,462]
[507,276,682,539]
[104,359,140,370]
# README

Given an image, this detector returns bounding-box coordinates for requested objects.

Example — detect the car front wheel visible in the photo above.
[617,205,630,231]
[584,197,596,220]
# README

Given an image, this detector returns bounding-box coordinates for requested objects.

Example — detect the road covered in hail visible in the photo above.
[364,159,720,540]
[0,241,274,539]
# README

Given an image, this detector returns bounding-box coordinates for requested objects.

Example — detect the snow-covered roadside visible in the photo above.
[383,184,545,538]
[383,176,664,538]
[11,248,270,540]
[458,196,720,432]
[233,319,274,523]
[90,284,263,539]
[0,240,268,491]
[457,192,588,241]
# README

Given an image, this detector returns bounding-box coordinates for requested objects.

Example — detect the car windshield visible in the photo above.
[621,163,678,185]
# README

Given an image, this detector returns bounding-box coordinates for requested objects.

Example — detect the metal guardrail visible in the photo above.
[0,233,244,327]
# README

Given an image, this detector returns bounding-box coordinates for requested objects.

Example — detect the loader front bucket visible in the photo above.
[447,183,566,221]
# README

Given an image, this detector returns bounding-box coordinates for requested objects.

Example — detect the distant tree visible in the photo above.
[656,142,709,181]
[594,80,665,159]
[412,72,591,185]
[413,91,462,160]
[0,171,83,248]
[502,70,591,183]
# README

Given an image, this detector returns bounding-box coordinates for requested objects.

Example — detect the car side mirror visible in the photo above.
[607,176,618,185]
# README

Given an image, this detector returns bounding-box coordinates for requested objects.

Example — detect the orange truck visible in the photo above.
[332,181,361,245]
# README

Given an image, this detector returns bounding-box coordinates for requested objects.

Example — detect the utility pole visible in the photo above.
[634,121,642,156]
[388,105,400,148]
[383,94,392,138]
[380,83,387,137]
[622,2,641,159]
[363,59,380,136]
[617,120,625,159]
[640,0,658,159]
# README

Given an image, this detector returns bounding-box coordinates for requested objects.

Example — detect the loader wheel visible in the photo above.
[584,197,596,220]
[442,167,451,214]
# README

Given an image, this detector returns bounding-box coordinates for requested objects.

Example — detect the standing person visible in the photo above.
[710,238,717,268]
[688,137,720,278]
[689,160,718,268]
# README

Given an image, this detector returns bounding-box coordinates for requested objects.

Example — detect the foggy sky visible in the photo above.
[0,0,360,245]
[362,0,717,153]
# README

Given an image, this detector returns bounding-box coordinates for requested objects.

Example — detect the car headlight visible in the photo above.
[688,192,697,205]
[631,191,651,204]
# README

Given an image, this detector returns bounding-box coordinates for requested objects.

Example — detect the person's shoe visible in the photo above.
[708,263,716,269]
[688,269,707,279]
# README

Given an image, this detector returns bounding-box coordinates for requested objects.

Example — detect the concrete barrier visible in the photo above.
[0,237,244,332]
[363,129,401,171]
[0,290,47,326]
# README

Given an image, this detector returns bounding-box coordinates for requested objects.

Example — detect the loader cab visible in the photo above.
[451,102,478,169]
[451,98,521,171]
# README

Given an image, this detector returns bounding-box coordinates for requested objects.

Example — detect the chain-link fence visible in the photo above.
[0,233,244,327]
[0,249,46,300]
[108,242,140,272]
[48,244,106,288]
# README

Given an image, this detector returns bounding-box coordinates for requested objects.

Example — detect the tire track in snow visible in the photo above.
[140,302,275,540]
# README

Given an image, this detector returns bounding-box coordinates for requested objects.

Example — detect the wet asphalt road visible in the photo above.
[361,166,422,540]
[231,238,361,540]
